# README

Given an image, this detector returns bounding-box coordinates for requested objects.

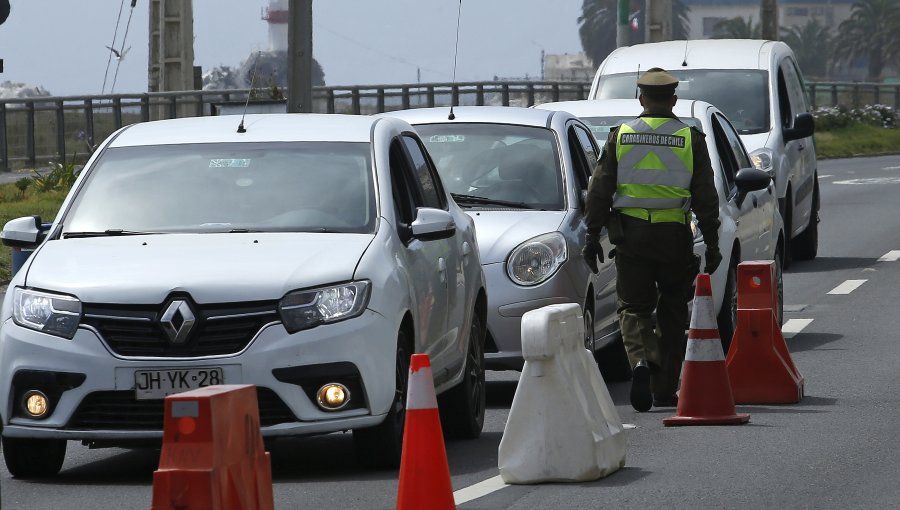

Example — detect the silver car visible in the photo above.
[384,107,620,372]
[537,99,785,348]
[0,113,487,476]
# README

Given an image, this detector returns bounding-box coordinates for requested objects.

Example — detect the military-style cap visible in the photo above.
[637,67,678,97]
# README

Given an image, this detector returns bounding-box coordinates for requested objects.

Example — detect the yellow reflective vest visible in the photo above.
[614,117,694,223]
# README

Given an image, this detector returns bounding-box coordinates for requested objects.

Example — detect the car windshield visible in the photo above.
[62,142,376,235]
[594,70,770,134]
[582,116,701,144]
[415,123,564,210]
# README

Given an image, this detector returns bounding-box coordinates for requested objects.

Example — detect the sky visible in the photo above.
[0,0,584,96]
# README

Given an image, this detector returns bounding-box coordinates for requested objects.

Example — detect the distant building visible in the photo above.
[682,0,854,39]
[543,52,594,82]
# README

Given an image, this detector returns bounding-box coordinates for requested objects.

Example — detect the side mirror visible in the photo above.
[1,216,46,248]
[735,167,772,195]
[410,208,456,241]
[784,112,815,142]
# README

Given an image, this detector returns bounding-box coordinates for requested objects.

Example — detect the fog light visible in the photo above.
[316,383,350,411]
[23,390,49,418]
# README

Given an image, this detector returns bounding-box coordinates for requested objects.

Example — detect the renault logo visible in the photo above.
[160,300,196,345]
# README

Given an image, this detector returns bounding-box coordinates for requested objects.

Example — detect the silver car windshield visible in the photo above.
[582,116,701,144]
[62,142,376,235]
[594,70,770,135]
[415,123,564,211]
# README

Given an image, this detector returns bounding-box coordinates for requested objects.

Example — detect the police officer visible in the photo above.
[582,67,722,412]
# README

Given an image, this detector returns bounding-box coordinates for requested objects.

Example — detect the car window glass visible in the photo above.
[417,123,565,210]
[777,68,793,128]
[594,70,770,134]
[63,142,376,234]
[717,114,752,170]
[583,116,700,144]
[574,125,599,169]
[789,59,811,112]
[401,135,443,210]
[567,126,591,190]
[390,138,418,225]
[711,116,738,195]
[781,59,809,117]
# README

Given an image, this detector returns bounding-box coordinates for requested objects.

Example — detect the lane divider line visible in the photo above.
[878,250,900,262]
[819,174,833,179]
[827,279,867,295]
[453,475,510,506]
[782,319,814,339]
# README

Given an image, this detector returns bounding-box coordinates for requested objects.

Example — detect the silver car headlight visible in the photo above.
[13,287,82,339]
[279,281,370,333]
[507,232,568,286]
[749,148,775,177]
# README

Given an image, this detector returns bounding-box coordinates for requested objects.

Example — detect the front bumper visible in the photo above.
[0,310,396,441]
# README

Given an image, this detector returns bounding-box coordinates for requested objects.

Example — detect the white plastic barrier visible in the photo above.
[498,303,626,483]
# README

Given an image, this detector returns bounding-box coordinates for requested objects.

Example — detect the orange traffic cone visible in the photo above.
[396,354,455,510]
[726,261,804,404]
[664,274,750,426]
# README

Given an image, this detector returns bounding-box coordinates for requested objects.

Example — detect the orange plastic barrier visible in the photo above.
[664,273,750,426]
[726,261,805,404]
[397,354,455,510]
[151,384,274,510]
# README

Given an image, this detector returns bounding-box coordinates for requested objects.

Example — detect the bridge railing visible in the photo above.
[0,80,896,169]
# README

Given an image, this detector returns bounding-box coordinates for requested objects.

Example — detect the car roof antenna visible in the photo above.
[448,0,462,121]
[682,40,690,67]
[237,52,261,134]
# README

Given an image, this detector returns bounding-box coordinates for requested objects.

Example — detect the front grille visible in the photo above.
[66,388,297,430]
[81,300,280,357]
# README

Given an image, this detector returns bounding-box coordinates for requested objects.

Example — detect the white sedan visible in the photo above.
[538,99,785,347]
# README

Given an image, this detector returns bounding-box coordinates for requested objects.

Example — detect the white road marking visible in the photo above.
[454,475,509,505]
[818,174,833,179]
[834,177,900,185]
[782,319,814,339]
[828,279,867,295]
[623,423,637,430]
[882,166,900,171]
[878,250,900,262]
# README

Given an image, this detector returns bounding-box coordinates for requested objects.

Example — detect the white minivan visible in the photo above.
[589,40,819,264]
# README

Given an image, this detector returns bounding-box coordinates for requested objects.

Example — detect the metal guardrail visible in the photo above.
[0,80,897,169]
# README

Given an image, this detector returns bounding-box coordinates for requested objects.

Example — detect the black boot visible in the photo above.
[630,360,652,412]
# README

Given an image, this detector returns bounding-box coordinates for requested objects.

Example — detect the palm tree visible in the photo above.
[781,20,832,79]
[712,16,761,39]
[834,0,900,81]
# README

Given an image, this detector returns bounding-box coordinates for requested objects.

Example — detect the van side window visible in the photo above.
[711,115,738,198]
[782,59,810,115]
[777,68,793,129]
[389,138,419,226]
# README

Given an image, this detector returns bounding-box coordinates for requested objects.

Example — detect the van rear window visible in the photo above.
[595,70,770,135]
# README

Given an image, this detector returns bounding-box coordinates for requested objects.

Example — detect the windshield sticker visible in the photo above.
[428,134,465,143]
[209,158,251,168]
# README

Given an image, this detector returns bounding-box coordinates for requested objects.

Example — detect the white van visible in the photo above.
[588,40,819,263]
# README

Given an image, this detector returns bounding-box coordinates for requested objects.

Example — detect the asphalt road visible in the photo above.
[3,155,900,509]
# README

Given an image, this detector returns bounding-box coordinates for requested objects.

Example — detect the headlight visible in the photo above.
[749,148,775,177]
[279,281,370,333]
[690,214,702,242]
[507,232,568,286]
[13,288,82,339]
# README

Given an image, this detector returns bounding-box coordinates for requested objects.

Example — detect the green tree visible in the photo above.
[781,20,832,79]
[834,0,900,81]
[579,0,692,66]
[712,16,761,39]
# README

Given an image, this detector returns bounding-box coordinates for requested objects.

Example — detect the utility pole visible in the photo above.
[760,0,779,40]
[616,0,629,48]
[148,0,195,119]
[645,0,673,43]
[287,0,313,113]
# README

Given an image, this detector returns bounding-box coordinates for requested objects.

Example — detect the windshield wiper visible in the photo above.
[63,229,162,239]
[451,193,536,210]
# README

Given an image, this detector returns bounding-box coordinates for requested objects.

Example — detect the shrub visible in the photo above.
[813,104,899,131]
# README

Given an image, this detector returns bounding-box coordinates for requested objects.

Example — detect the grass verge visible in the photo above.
[0,182,67,283]
[815,124,900,159]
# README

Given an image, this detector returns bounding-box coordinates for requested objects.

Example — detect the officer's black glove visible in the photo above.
[582,233,604,274]
[704,245,723,274]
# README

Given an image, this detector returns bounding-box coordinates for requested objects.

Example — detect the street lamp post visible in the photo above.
[287,0,313,113]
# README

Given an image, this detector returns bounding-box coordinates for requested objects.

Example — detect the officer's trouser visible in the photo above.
[614,216,693,398]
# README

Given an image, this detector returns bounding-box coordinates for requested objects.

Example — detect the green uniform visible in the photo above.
[585,106,720,399]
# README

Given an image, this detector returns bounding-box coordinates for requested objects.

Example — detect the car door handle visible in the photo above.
[438,257,447,284]
[462,242,471,267]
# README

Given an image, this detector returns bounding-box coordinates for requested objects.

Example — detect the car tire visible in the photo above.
[775,247,785,326]
[596,334,633,382]
[2,437,66,478]
[583,301,595,353]
[791,183,819,261]
[782,198,793,269]
[438,311,486,439]
[717,257,738,354]
[352,329,411,469]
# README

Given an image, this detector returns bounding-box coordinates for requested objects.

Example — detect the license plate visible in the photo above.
[134,368,224,400]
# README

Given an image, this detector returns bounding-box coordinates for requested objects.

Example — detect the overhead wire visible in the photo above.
[109,0,138,94]
[101,0,127,94]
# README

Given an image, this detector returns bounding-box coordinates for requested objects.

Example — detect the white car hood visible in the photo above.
[466,211,567,264]
[738,131,772,153]
[24,233,374,304]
